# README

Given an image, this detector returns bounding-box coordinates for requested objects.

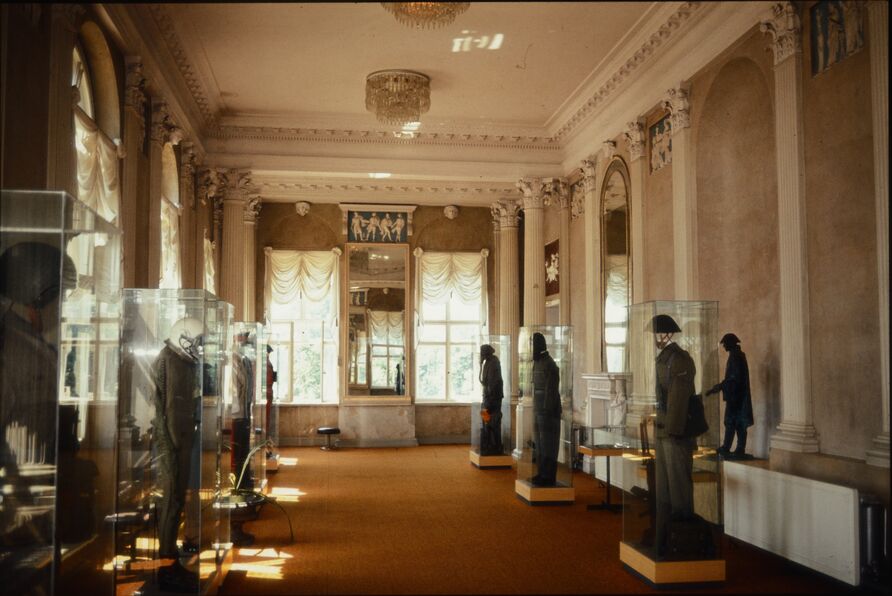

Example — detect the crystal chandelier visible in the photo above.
[365,70,431,126]
[381,2,470,30]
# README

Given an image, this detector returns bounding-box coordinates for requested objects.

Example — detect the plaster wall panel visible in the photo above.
[338,405,416,445]
[278,405,339,445]
[415,404,471,442]
[643,120,674,301]
[801,2,880,460]
[693,50,780,458]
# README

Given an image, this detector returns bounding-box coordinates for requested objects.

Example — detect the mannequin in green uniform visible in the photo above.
[530,332,561,487]
[478,344,504,456]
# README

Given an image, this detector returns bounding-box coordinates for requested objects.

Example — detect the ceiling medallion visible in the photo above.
[365,70,431,127]
[381,2,470,29]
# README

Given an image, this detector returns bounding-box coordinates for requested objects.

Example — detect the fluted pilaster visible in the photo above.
[179,142,197,288]
[494,199,522,456]
[490,204,502,335]
[866,0,889,467]
[663,84,698,299]
[762,2,819,453]
[625,120,647,302]
[122,56,146,287]
[218,169,253,320]
[147,99,171,287]
[517,177,547,326]
[243,195,261,322]
[581,156,604,373]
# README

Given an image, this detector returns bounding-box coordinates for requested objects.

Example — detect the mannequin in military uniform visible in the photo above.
[531,332,561,487]
[707,333,753,459]
[152,317,203,590]
[478,344,504,456]
[650,314,696,555]
[231,332,253,490]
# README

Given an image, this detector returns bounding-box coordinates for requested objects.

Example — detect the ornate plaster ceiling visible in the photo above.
[124,2,700,205]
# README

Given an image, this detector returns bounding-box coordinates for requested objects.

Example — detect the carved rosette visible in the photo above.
[517,177,548,210]
[581,159,598,194]
[495,199,522,228]
[624,121,646,162]
[760,2,802,66]
[663,86,691,133]
[444,205,460,220]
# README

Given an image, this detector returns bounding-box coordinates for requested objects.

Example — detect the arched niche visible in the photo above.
[79,20,120,139]
[600,157,631,373]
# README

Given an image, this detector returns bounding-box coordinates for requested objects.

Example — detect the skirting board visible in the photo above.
[619,541,725,584]
[515,479,575,505]
[723,460,860,585]
[470,450,514,468]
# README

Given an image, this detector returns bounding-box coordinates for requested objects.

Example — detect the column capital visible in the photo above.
[494,198,522,228]
[180,142,196,178]
[581,159,598,194]
[124,56,147,113]
[244,195,262,223]
[517,177,548,210]
[602,140,618,161]
[625,121,646,162]
[149,100,175,145]
[760,2,802,67]
[490,202,502,231]
[214,168,255,203]
[663,85,691,133]
[543,177,570,209]
[570,182,585,220]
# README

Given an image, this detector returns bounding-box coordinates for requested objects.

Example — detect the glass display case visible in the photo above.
[515,325,575,504]
[469,334,513,468]
[264,325,285,473]
[620,301,724,584]
[226,322,263,493]
[0,190,121,594]
[115,289,232,594]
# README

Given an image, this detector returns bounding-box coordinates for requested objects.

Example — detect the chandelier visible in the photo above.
[365,70,431,127]
[381,2,470,29]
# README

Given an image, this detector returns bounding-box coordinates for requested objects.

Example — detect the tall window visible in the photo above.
[158,143,181,289]
[264,249,340,403]
[415,249,488,402]
[369,310,403,389]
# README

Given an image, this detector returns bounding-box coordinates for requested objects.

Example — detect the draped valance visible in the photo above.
[74,106,120,225]
[264,248,341,322]
[414,248,488,327]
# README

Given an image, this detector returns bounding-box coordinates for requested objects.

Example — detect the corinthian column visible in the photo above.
[490,204,502,335]
[581,153,607,373]
[217,169,253,320]
[624,120,647,303]
[243,196,261,322]
[494,199,522,456]
[147,99,172,288]
[517,177,547,326]
[46,4,83,195]
[121,57,146,287]
[866,0,889,468]
[761,2,819,453]
[663,85,698,299]
[179,142,198,289]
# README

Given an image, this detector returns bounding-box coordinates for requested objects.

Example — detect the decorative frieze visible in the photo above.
[663,86,691,132]
[760,2,802,67]
[624,121,646,162]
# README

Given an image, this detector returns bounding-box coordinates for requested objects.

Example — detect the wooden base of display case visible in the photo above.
[469,450,514,468]
[514,479,574,505]
[619,541,725,585]
[266,452,280,473]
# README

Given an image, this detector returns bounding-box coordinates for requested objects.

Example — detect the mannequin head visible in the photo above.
[719,332,741,352]
[480,344,495,364]
[169,317,205,360]
[532,332,547,361]
[649,314,681,350]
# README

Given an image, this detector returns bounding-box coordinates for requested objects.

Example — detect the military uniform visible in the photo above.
[231,352,253,489]
[479,353,504,455]
[654,341,696,554]
[713,347,753,455]
[532,350,561,486]
[151,343,200,559]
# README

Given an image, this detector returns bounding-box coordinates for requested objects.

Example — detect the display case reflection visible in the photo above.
[0,190,121,595]
[346,244,408,397]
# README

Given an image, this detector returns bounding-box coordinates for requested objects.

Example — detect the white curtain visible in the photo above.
[74,106,120,224]
[369,310,404,345]
[414,248,488,327]
[204,235,216,294]
[264,248,340,322]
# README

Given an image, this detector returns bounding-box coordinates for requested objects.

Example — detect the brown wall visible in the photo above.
[801,1,880,460]
[691,29,781,458]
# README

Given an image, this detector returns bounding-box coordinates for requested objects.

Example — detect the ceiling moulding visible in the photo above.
[255,180,521,207]
[209,125,561,151]
[548,1,706,143]
[99,4,208,161]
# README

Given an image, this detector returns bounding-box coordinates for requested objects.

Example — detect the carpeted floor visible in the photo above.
[219,445,855,595]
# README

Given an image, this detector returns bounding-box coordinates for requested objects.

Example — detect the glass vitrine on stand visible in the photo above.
[252,327,269,491]
[469,335,513,468]
[620,301,724,585]
[0,190,121,594]
[115,289,232,595]
[515,326,574,505]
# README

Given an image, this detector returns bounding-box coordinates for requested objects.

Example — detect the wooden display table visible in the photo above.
[578,444,625,512]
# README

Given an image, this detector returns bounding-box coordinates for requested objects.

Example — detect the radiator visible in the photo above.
[723,461,860,585]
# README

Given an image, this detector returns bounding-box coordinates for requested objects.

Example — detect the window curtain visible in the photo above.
[263,248,341,323]
[204,235,216,294]
[368,310,404,345]
[74,106,120,224]
[414,248,489,327]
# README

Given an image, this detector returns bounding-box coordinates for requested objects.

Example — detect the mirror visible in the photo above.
[346,244,408,397]
[601,160,631,373]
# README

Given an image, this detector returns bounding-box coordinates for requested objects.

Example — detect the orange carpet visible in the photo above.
[219,445,854,595]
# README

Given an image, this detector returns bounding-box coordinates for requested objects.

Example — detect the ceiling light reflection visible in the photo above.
[452,31,505,53]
